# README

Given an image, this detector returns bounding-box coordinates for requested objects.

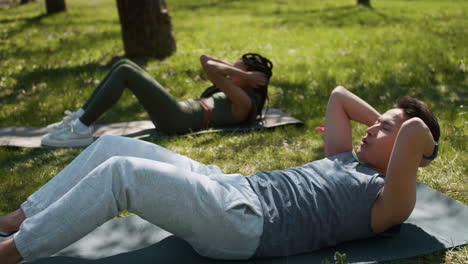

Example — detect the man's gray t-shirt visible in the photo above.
[246,152,385,258]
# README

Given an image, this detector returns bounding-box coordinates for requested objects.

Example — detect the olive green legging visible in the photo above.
[80,59,204,134]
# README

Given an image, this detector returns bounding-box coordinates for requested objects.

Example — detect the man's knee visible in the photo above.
[102,155,128,166]
[88,135,126,157]
[94,135,121,146]
[99,156,134,179]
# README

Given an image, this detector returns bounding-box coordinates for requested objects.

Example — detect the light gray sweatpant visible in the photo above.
[14,135,263,262]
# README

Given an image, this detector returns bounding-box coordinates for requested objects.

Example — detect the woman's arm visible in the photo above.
[371,118,435,233]
[200,54,232,66]
[200,54,267,87]
[200,57,253,121]
[324,86,381,157]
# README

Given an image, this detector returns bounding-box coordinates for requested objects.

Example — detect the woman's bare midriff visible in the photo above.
[199,98,214,127]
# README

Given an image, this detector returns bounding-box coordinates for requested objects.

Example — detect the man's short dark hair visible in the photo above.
[395,96,440,142]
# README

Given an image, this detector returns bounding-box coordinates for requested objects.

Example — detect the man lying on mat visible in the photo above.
[41,53,273,147]
[0,86,439,263]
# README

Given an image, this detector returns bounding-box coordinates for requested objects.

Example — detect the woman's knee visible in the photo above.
[113,58,133,67]
[109,59,132,72]
[114,59,145,74]
[114,63,137,74]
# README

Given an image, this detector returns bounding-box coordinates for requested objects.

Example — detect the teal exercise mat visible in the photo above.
[30,182,467,263]
[0,108,303,148]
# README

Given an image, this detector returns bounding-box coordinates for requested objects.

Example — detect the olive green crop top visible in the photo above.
[200,89,262,126]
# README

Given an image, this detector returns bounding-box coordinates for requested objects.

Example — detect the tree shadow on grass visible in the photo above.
[4,29,121,62]
[354,78,467,121]
[173,0,246,11]
[270,63,466,151]
[270,79,331,121]
[0,63,105,104]
[265,4,405,28]
[0,12,46,23]
[0,147,79,211]
[0,8,117,40]
[0,58,152,126]
[0,13,48,37]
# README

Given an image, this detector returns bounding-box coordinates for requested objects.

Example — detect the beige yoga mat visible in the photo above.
[0,108,304,148]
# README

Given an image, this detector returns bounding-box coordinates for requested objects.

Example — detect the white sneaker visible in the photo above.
[41,125,94,147]
[46,110,80,133]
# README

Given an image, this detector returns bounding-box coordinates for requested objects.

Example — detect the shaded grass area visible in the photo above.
[0,0,467,263]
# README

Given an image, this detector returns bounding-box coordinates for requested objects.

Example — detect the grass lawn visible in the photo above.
[0,0,466,263]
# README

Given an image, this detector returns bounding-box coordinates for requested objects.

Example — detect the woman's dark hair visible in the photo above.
[241,53,273,117]
[200,53,273,119]
[395,96,440,142]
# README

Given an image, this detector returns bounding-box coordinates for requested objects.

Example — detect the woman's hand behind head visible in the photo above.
[246,71,268,88]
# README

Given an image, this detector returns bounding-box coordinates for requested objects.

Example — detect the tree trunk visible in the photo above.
[45,0,66,14]
[357,0,371,7]
[116,0,176,59]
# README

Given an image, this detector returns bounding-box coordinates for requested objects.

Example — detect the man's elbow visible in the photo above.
[331,86,347,95]
[329,86,349,101]
[389,200,415,226]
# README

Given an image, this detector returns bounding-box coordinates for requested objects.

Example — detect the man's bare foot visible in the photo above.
[0,239,23,264]
[0,209,25,236]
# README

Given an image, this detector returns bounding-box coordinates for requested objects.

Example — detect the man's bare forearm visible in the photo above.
[372,118,435,231]
[332,86,380,127]
[324,86,380,156]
